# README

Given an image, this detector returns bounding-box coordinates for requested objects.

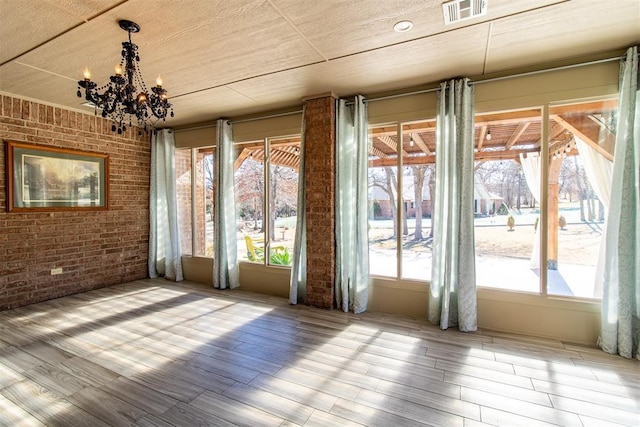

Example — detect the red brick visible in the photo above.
[303,95,336,310]
[0,94,150,311]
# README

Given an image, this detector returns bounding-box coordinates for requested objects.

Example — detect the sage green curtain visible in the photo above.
[214,119,239,289]
[429,78,477,331]
[289,107,307,304]
[149,129,183,282]
[335,95,369,313]
[598,46,640,359]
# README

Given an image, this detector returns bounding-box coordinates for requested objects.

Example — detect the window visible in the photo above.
[175,147,215,257]
[547,99,617,299]
[235,136,300,266]
[472,100,617,299]
[473,109,542,293]
[368,120,436,280]
[177,135,299,267]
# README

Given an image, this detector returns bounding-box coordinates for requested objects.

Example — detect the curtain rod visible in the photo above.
[231,109,303,124]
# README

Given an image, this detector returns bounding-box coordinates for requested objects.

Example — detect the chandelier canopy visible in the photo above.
[77,20,173,134]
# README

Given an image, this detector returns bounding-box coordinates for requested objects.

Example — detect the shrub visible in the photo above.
[270,247,292,266]
[559,215,567,230]
[497,204,509,215]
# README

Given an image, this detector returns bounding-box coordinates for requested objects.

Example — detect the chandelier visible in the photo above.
[77,20,173,134]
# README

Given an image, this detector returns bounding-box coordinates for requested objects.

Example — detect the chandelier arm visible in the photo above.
[84,90,100,107]
[101,90,119,115]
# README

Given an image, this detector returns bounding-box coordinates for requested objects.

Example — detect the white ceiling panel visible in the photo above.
[270,0,445,59]
[272,0,566,60]
[486,0,640,73]
[0,62,82,108]
[228,23,490,105]
[165,85,261,127]
[0,0,122,64]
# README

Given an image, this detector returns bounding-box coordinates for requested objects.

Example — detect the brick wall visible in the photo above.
[303,95,336,309]
[0,95,150,310]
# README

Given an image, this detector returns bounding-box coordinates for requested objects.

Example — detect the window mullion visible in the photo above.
[540,104,549,297]
[264,137,270,265]
[190,148,197,255]
[396,124,403,279]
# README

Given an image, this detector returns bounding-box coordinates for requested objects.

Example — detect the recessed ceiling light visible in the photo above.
[393,20,413,33]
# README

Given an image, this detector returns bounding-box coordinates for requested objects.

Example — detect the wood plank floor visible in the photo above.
[0,278,638,427]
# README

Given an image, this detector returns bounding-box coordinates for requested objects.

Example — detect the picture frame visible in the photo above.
[5,141,109,212]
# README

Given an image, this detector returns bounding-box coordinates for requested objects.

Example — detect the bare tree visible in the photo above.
[427,164,436,238]
[572,156,587,221]
[204,153,214,221]
[385,167,401,237]
[235,158,264,229]
[475,159,522,210]
[267,165,298,241]
[410,165,428,240]
[369,167,400,238]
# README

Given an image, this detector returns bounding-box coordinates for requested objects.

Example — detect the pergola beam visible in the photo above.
[369,147,541,167]
[378,135,408,156]
[477,125,487,151]
[410,132,431,155]
[234,148,251,171]
[552,114,614,161]
[505,123,530,150]
[369,146,388,158]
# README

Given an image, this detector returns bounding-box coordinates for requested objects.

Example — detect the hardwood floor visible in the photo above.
[0,278,638,426]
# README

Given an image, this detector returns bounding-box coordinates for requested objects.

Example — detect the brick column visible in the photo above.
[303,94,337,309]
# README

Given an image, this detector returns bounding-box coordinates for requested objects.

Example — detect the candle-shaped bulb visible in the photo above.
[115,64,123,76]
[156,75,163,87]
[136,92,148,104]
[83,67,91,80]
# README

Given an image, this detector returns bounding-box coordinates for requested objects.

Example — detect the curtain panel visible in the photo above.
[429,78,477,331]
[520,153,542,269]
[574,136,613,298]
[598,46,640,360]
[289,107,307,304]
[149,129,183,281]
[213,119,240,290]
[335,95,370,314]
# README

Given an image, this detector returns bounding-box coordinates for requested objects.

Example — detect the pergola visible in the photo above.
[234,138,301,172]
[368,101,615,166]
[367,100,616,268]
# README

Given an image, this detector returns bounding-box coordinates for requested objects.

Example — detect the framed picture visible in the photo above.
[5,141,109,212]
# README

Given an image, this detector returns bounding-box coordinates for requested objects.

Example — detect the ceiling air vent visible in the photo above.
[443,0,487,25]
